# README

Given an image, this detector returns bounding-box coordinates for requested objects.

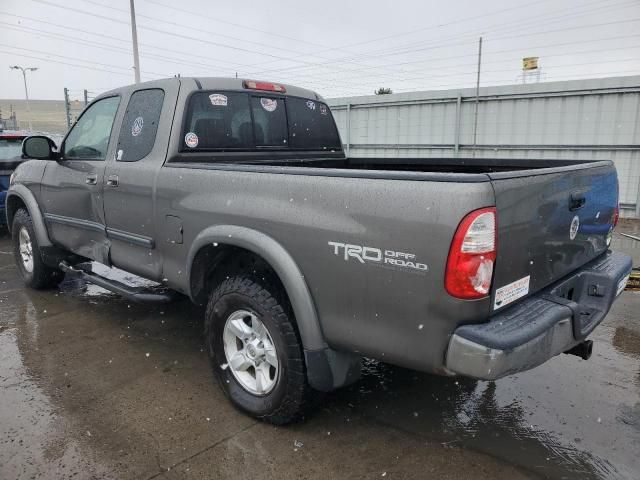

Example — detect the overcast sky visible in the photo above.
[1,0,639,100]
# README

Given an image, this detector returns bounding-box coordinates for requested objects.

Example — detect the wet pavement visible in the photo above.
[0,221,639,480]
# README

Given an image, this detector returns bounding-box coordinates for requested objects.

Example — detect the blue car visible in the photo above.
[0,131,29,226]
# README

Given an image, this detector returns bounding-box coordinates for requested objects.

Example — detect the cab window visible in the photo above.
[287,98,341,150]
[182,92,253,150]
[63,96,120,160]
[116,89,165,162]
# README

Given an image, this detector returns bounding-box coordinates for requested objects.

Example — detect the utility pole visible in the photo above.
[471,37,482,158]
[63,87,71,129]
[9,65,37,131]
[129,0,141,83]
[83,89,89,106]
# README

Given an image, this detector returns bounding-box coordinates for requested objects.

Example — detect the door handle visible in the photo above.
[85,174,98,185]
[106,175,119,187]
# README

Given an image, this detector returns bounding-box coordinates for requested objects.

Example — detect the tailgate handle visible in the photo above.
[569,193,586,211]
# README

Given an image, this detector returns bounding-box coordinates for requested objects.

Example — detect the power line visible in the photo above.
[0,44,170,78]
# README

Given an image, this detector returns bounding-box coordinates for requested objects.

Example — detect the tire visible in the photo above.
[12,208,64,289]
[205,275,318,425]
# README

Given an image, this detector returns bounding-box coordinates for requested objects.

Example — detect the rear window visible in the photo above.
[181,91,342,153]
[287,97,342,150]
[183,92,253,150]
[250,96,288,147]
[0,138,24,160]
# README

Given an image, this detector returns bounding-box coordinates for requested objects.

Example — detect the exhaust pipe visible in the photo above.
[564,340,593,360]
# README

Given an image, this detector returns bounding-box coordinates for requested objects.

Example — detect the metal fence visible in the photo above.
[327,76,640,218]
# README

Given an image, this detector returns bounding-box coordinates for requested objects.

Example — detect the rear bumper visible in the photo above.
[445,250,632,380]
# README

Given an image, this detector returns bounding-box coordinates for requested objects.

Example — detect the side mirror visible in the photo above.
[22,136,57,160]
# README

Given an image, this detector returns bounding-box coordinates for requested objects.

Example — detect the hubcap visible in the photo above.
[222,310,279,396]
[18,227,34,273]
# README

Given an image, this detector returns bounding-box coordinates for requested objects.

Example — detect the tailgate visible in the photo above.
[489,162,617,311]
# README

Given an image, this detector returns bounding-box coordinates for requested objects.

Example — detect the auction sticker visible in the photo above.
[184,132,199,148]
[209,94,228,106]
[494,275,530,310]
[260,98,277,112]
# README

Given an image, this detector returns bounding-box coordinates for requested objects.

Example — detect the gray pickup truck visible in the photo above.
[6,77,632,424]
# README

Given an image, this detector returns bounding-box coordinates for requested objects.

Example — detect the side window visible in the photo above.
[63,96,120,160]
[287,98,342,150]
[116,89,164,162]
[250,96,288,147]
[183,92,252,150]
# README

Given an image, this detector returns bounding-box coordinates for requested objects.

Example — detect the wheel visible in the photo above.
[205,275,317,424]
[12,208,64,289]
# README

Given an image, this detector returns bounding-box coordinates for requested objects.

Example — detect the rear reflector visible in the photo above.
[243,80,286,93]
[445,207,497,299]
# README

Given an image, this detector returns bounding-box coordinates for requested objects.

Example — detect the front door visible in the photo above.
[40,95,121,263]
[103,84,175,280]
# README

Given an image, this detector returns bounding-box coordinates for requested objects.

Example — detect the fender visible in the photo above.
[6,185,53,247]
[186,225,361,391]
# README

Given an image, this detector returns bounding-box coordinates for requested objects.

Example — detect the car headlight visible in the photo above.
[9,172,16,186]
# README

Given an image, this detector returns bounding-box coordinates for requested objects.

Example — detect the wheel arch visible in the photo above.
[187,225,324,351]
[186,225,362,391]
[6,185,52,247]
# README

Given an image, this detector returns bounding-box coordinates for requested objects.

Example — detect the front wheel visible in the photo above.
[205,275,318,424]
[12,208,64,289]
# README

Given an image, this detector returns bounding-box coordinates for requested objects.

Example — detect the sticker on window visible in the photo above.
[131,116,143,136]
[116,149,123,160]
[209,94,228,107]
[494,275,530,310]
[320,104,328,115]
[260,98,277,112]
[306,100,316,110]
[184,132,199,148]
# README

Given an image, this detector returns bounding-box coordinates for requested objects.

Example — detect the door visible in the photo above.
[40,96,121,263]
[103,85,175,280]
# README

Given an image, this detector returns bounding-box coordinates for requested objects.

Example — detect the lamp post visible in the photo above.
[10,65,38,131]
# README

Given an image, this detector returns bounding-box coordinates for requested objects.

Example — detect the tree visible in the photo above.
[374,87,393,95]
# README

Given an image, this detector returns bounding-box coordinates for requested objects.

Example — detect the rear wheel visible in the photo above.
[205,275,318,424]
[12,208,64,289]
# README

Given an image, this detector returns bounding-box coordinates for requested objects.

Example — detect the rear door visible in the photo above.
[102,81,178,280]
[40,96,121,263]
[490,162,617,311]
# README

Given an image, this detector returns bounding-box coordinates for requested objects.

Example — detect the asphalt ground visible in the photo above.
[1,221,638,480]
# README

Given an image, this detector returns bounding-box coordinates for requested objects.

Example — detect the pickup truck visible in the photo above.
[6,77,632,424]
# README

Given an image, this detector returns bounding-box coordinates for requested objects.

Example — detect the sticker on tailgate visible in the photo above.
[494,275,530,310]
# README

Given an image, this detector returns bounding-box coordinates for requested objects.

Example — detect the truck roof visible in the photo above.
[98,77,323,103]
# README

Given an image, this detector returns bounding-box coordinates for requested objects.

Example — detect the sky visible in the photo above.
[0,0,639,101]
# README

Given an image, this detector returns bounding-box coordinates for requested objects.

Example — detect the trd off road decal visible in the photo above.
[328,241,428,273]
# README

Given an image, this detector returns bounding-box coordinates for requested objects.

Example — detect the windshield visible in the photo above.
[0,139,23,160]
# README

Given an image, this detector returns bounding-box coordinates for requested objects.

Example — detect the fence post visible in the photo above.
[346,103,351,157]
[454,94,462,157]
[63,87,71,129]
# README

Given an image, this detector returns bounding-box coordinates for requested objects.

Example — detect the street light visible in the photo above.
[9,65,38,131]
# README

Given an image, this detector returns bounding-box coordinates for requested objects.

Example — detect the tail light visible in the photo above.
[445,207,497,299]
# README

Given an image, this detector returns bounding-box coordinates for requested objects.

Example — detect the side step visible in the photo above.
[59,262,175,304]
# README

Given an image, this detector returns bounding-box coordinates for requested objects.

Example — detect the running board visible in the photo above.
[59,262,175,304]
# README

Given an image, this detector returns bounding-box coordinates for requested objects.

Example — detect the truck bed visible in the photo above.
[234,156,605,174]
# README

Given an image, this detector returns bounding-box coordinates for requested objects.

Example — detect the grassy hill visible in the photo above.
[0,99,86,134]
